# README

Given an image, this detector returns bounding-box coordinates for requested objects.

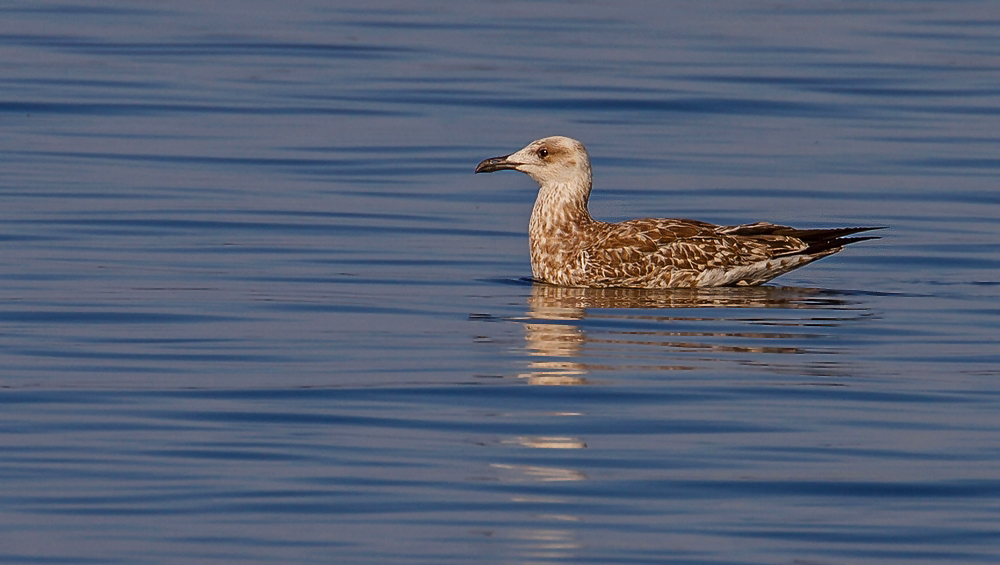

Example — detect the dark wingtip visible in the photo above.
[806,226,887,239]
[839,235,882,244]
[804,233,882,255]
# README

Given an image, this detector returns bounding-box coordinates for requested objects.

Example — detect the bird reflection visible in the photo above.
[485,463,586,560]
[527,281,853,311]
[520,282,871,385]
[476,282,874,562]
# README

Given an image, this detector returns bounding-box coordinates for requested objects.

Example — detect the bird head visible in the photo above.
[475,136,591,187]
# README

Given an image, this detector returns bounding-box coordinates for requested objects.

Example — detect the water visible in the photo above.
[2,1,999,563]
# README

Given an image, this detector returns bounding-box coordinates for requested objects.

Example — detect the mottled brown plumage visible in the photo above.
[475,136,882,288]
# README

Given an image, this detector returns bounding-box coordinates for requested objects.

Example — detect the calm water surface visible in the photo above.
[2,1,999,563]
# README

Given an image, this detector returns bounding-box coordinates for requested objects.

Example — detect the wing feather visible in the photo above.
[560,219,882,288]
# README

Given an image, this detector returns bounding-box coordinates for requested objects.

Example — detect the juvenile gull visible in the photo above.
[475,136,882,288]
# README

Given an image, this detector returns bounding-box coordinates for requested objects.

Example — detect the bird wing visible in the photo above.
[575,219,881,287]
[584,219,806,272]
[720,222,884,255]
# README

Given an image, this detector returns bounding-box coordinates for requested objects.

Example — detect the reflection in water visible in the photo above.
[488,462,586,561]
[526,281,860,311]
[521,282,873,385]
[490,283,875,563]
[506,436,587,449]
[491,464,588,482]
[511,528,583,559]
[488,451,587,561]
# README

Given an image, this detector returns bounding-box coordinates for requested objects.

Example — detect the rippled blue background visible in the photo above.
[2,1,999,563]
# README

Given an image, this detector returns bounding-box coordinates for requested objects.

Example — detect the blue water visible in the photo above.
[2,1,999,563]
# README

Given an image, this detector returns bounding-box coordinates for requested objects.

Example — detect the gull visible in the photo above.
[475,136,882,288]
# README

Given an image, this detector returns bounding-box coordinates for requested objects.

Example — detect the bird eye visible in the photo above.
[537,148,549,159]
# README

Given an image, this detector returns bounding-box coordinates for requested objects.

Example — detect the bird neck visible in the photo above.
[529,175,594,234]
[525,170,595,283]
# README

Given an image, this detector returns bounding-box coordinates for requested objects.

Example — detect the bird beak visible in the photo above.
[475,154,521,174]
